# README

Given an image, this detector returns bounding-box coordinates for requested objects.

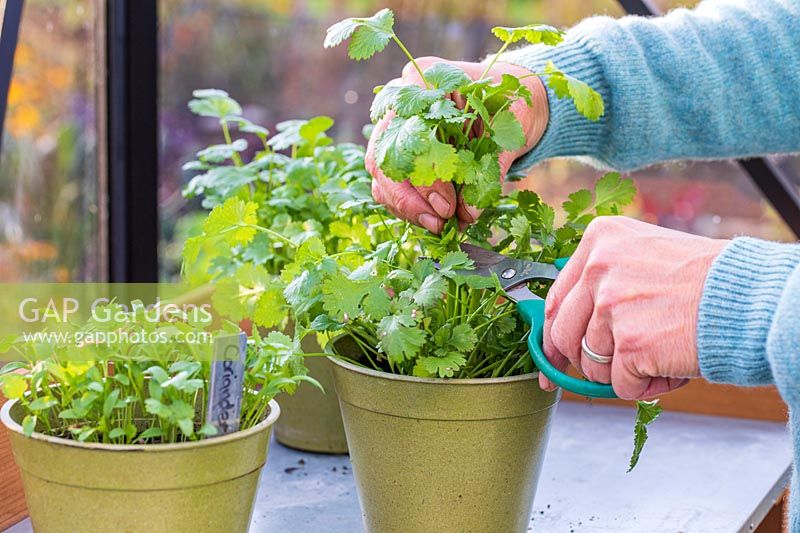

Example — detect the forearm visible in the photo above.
[500,0,800,172]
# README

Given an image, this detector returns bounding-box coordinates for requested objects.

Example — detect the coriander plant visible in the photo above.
[320,9,657,467]
[181,90,406,329]
[0,303,313,442]
[324,8,603,210]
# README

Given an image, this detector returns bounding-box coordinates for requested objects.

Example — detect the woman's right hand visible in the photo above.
[365,56,550,233]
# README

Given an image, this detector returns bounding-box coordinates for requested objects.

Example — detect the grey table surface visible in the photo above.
[6,402,792,533]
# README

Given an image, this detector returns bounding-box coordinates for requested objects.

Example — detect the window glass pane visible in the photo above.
[519,160,795,243]
[0,0,101,281]
[158,0,796,280]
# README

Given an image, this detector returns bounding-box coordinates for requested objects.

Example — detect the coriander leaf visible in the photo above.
[449,324,477,352]
[378,311,426,362]
[535,203,556,243]
[283,269,320,316]
[202,198,258,246]
[563,189,592,220]
[0,373,27,400]
[294,236,326,267]
[491,109,526,152]
[230,117,269,139]
[183,166,258,205]
[363,284,392,319]
[491,24,564,45]
[212,263,276,322]
[411,258,437,281]
[22,415,36,437]
[197,139,248,163]
[253,288,286,328]
[370,81,402,122]
[394,85,445,118]
[509,214,531,250]
[423,62,472,92]
[192,88,229,99]
[424,99,461,121]
[438,250,473,277]
[323,19,359,49]
[628,400,662,472]
[409,273,447,307]
[374,116,431,181]
[483,74,532,112]
[268,117,333,154]
[349,258,380,281]
[413,353,467,378]
[299,116,335,147]
[268,119,306,150]
[544,61,604,121]
[324,9,396,61]
[321,271,370,321]
[461,154,502,209]
[466,93,491,124]
[495,314,518,334]
[458,78,493,95]
[310,314,344,332]
[594,172,636,215]
[412,138,458,186]
[188,89,242,118]
[241,232,272,264]
[461,274,498,289]
[330,220,371,248]
[453,150,478,185]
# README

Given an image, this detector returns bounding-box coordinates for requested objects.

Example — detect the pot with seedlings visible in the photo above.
[0,301,313,532]
[182,93,386,453]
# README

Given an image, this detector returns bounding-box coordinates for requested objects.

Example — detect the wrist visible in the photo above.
[498,37,610,173]
[493,62,549,158]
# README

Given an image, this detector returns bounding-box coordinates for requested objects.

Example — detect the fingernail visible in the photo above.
[428,192,451,218]
[419,214,440,233]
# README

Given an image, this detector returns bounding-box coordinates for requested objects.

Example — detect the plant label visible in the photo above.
[207,332,247,436]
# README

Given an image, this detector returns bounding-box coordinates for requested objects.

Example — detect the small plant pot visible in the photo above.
[274,330,348,454]
[328,337,560,533]
[0,398,280,533]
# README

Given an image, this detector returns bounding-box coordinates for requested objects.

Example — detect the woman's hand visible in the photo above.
[366,56,549,233]
[542,217,729,399]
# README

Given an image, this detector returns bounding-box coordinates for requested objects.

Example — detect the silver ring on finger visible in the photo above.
[581,335,613,364]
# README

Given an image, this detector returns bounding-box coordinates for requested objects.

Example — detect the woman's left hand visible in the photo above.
[542,216,729,400]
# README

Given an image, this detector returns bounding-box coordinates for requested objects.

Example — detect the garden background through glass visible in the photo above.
[0,0,798,283]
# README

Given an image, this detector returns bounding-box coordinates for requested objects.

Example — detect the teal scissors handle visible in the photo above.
[516,257,618,399]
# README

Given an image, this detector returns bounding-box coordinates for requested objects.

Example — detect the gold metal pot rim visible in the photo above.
[327,355,539,385]
[0,397,280,452]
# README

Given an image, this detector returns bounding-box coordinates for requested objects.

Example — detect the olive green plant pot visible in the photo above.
[328,339,560,533]
[274,333,348,453]
[0,398,279,533]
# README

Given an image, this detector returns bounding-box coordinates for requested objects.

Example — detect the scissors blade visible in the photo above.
[459,243,560,295]
[504,284,539,303]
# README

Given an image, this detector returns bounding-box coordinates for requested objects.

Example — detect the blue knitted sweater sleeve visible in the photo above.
[499,0,800,172]
[699,238,800,532]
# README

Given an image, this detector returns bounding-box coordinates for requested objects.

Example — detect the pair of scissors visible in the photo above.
[460,243,617,399]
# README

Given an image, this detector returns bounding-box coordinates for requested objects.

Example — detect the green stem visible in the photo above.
[392,35,429,89]
[479,40,512,81]
[243,224,298,248]
[220,120,244,167]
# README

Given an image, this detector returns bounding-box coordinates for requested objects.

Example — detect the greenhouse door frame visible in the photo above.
[105,0,160,282]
